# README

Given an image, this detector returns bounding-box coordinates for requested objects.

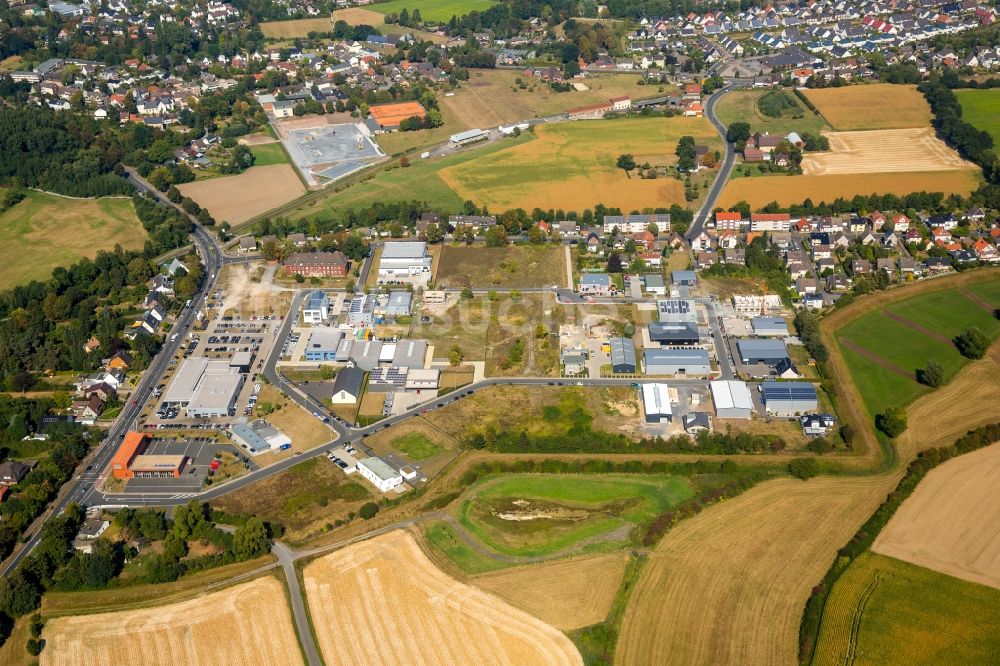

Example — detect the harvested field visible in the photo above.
[802,84,932,130]
[436,244,566,289]
[260,17,332,38]
[717,170,980,209]
[872,442,1000,589]
[303,530,582,666]
[470,553,629,630]
[802,128,976,175]
[440,117,721,212]
[41,577,302,666]
[177,164,305,225]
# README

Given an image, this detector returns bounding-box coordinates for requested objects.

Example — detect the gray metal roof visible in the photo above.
[644,348,710,363]
[648,322,699,342]
[761,381,817,401]
[359,456,401,481]
[230,423,270,454]
[580,272,611,285]
[391,340,427,368]
[333,366,364,396]
[381,241,427,259]
[610,337,636,367]
[738,339,788,359]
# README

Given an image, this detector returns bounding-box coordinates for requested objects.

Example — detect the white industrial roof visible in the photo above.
[642,383,672,416]
[381,241,427,259]
[710,380,754,411]
[163,357,209,403]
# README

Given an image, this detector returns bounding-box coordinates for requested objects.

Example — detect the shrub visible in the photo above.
[875,407,907,438]
[788,458,819,480]
[359,502,379,520]
[954,327,989,359]
[916,360,945,387]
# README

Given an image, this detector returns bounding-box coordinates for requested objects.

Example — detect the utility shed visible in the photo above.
[710,380,754,419]
[643,349,710,375]
[761,381,817,416]
[751,316,789,337]
[641,383,672,423]
[737,339,789,364]
[609,337,636,373]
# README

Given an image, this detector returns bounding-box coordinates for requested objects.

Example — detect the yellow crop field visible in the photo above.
[177,164,305,225]
[439,117,720,211]
[803,84,932,130]
[41,577,302,666]
[260,17,332,37]
[469,553,629,631]
[717,170,980,209]
[303,530,582,665]
[802,128,976,175]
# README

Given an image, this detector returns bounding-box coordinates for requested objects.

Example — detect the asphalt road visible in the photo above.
[273,541,322,666]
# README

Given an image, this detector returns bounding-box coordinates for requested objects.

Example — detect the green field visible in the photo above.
[249,142,290,166]
[955,88,1000,146]
[836,286,1000,416]
[424,521,510,574]
[0,191,146,287]
[813,551,1000,666]
[455,474,697,558]
[714,89,828,136]
[389,432,442,460]
[367,0,495,21]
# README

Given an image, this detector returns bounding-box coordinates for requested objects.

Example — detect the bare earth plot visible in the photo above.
[802,128,977,175]
[802,84,932,130]
[872,442,1000,589]
[303,530,582,666]
[469,553,628,631]
[41,577,302,666]
[177,164,305,225]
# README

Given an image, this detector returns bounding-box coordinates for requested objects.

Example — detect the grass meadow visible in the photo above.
[249,142,290,166]
[366,0,495,21]
[435,244,566,289]
[955,88,1000,146]
[813,551,1000,666]
[714,89,828,136]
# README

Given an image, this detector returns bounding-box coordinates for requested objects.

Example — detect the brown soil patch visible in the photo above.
[802,128,975,175]
[839,338,916,381]
[239,134,277,146]
[469,553,628,631]
[177,164,305,225]
[303,530,581,665]
[260,16,332,38]
[42,577,302,666]
[873,441,1000,589]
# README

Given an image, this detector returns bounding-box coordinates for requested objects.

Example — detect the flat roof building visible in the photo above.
[710,380,754,419]
[579,272,612,294]
[128,455,186,478]
[303,290,330,324]
[405,368,439,392]
[737,339,789,364]
[610,337,637,373]
[163,357,209,405]
[385,291,413,316]
[349,340,382,371]
[648,322,700,346]
[229,351,254,372]
[304,329,345,362]
[644,349,710,376]
[392,340,427,368]
[761,381,818,416]
[230,423,271,455]
[657,299,698,323]
[643,274,666,295]
[378,242,431,279]
[751,316,789,337]
[357,456,403,492]
[185,361,244,418]
[347,295,376,326]
[672,270,698,286]
[111,431,149,480]
[450,128,489,145]
[641,383,672,423]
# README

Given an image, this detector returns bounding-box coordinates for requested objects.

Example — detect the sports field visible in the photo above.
[717,170,980,209]
[714,89,828,136]
[802,84,932,130]
[456,474,696,558]
[177,163,305,225]
[440,117,721,211]
[436,244,566,289]
[955,88,1000,146]
[801,128,976,175]
[303,530,581,665]
[259,17,332,37]
[366,0,495,21]
[835,286,1000,416]
[812,551,1000,666]
[0,191,145,287]
[42,577,303,666]
[872,442,1000,589]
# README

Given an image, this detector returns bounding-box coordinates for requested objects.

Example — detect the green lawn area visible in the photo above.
[813,551,1000,666]
[366,0,495,21]
[967,278,1000,309]
[886,289,1000,340]
[249,142,289,166]
[455,474,696,558]
[0,191,146,287]
[838,344,927,417]
[424,521,509,574]
[955,88,1000,146]
[714,89,828,137]
[389,432,442,460]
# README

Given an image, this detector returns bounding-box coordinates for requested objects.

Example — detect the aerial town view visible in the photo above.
[1,0,999,662]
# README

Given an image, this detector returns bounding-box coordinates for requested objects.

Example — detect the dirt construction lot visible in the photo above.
[41,577,302,666]
[802,128,977,175]
[872,442,1000,590]
[177,164,305,225]
[303,530,582,665]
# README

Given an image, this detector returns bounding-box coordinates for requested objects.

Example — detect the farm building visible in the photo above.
[378,242,432,280]
[641,383,672,423]
[302,291,330,324]
[648,322,700,346]
[579,273,613,295]
[761,381,818,416]
[643,349,710,375]
[357,456,403,492]
[672,270,698,286]
[751,316,789,337]
[304,329,345,362]
[331,366,364,404]
[657,299,698,323]
[710,380,754,419]
[610,337,637,373]
[450,128,489,146]
[737,339,789,364]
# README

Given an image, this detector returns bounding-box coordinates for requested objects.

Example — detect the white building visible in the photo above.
[378,241,432,280]
[641,383,672,423]
[710,380,754,419]
[357,456,403,492]
[302,290,330,324]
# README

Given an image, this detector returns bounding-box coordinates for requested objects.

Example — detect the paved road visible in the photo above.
[273,542,322,666]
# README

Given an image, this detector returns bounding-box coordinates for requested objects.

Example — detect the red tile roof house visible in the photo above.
[284,251,348,278]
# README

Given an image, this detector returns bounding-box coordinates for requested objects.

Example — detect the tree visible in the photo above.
[484,225,508,247]
[788,458,819,480]
[460,287,473,300]
[875,407,907,438]
[172,500,208,541]
[0,571,41,617]
[606,252,623,273]
[359,502,379,520]
[232,518,271,560]
[449,344,464,366]
[917,360,945,387]
[726,121,751,147]
[616,154,636,172]
[954,327,989,359]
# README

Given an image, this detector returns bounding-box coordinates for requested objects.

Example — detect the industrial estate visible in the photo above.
[0,0,999,664]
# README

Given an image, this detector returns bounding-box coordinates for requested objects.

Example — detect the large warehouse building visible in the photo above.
[610,337,637,373]
[377,241,432,279]
[737,339,789,364]
[648,322,700,346]
[656,299,698,323]
[761,381,818,416]
[751,316,789,337]
[165,358,244,418]
[710,380,754,419]
[641,383,672,423]
[644,349,710,375]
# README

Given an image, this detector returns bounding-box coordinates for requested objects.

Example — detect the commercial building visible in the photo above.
[378,242,432,279]
[128,455,186,478]
[347,295,376,326]
[186,363,245,418]
[710,380,754,419]
[111,432,149,479]
[643,349,710,375]
[609,337,637,373]
[303,329,345,362]
[761,381,818,416]
[405,368,440,392]
[641,383,672,423]
[230,423,271,455]
[385,291,413,316]
[671,270,698,286]
[357,456,404,492]
[331,366,364,403]
[449,128,489,146]
[163,357,209,405]
[737,339,789,364]
[579,273,613,295]
[657,299,698,323]
[392,340,427,368]
[302,291,330,324]
[647,322,700,346]
[349,340,382,371]
[751,316,789,337]
[284,251,348,278]
[228,351,254,373]
[643,274,666,295]
[368,367,407,392]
